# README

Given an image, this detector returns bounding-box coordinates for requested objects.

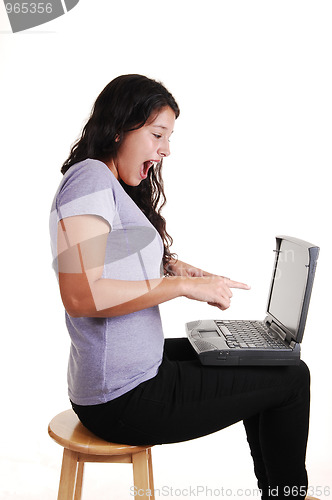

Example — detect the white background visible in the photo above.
[0,1,331,498]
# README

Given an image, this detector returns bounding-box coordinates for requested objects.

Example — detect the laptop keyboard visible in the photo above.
[215,320,291,350]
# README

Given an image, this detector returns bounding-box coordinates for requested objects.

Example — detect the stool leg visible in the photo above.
[147,448,155,500]
[132,449,154,500]
[57,449,79,500]
[74,461,84,500]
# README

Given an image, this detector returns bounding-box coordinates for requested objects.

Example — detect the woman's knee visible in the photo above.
[289,360,311,394]
[298,360,310,385]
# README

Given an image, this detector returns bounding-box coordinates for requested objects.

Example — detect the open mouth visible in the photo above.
[140,160,158,180]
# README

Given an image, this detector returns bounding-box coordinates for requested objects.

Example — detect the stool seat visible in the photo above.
[48,409,155,500]
[48,408,150,456]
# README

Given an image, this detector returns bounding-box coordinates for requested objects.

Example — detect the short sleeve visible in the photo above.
[56,160,116,228]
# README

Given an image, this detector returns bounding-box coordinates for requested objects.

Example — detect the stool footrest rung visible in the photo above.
[77,453,133,464]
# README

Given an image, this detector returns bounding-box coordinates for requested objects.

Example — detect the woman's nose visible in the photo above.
[158,140,170,158]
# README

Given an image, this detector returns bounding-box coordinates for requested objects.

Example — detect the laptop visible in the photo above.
[186,235,319,366]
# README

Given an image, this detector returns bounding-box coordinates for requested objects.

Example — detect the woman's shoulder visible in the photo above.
[53,159,120,212]
[63,158,114,184]
[58,159,119,198]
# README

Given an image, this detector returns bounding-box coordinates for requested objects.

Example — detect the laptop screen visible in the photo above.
[267,239,310,340]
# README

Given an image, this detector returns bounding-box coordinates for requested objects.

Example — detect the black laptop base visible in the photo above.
[192,341,301,366]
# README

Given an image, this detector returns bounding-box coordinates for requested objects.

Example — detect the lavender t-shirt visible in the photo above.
[49,159,165,405]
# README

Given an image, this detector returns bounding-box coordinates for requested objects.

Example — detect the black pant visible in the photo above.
[72,338,310,500]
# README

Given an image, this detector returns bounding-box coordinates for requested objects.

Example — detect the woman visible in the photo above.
[50,74,310,500]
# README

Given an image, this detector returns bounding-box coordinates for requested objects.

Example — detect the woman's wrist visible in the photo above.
[164,274,190,298]
[173,275,200,298]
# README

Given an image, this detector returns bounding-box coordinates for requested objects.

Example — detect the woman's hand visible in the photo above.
[182,275,250,311]
[169,259,250,310]
[169,257,250,310]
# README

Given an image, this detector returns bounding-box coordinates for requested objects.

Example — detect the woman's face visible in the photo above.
[107,106,176,186]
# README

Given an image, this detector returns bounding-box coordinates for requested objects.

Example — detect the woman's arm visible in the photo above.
[57,215,250,318]
[166,258,250,309]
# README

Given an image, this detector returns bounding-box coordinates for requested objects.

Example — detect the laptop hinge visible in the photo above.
[268,320,287,342]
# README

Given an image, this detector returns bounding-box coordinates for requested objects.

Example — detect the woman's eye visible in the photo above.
[153,134,162,139]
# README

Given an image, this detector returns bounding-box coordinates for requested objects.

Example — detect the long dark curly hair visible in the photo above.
[61,74,180,274]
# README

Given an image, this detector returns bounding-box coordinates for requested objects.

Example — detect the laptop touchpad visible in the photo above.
[199,330,220,338]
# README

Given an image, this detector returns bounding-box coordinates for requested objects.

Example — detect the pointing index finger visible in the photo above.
[228,279,251,290]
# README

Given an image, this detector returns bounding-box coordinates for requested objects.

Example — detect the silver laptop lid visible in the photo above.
[266,236,319,344]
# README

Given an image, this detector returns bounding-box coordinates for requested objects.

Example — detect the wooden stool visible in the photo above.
[48,409,155,500]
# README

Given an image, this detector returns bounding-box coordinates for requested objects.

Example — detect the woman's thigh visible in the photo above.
[79,339,310,446]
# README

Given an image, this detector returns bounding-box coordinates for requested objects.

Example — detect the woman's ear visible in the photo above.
[115,134,120,143]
